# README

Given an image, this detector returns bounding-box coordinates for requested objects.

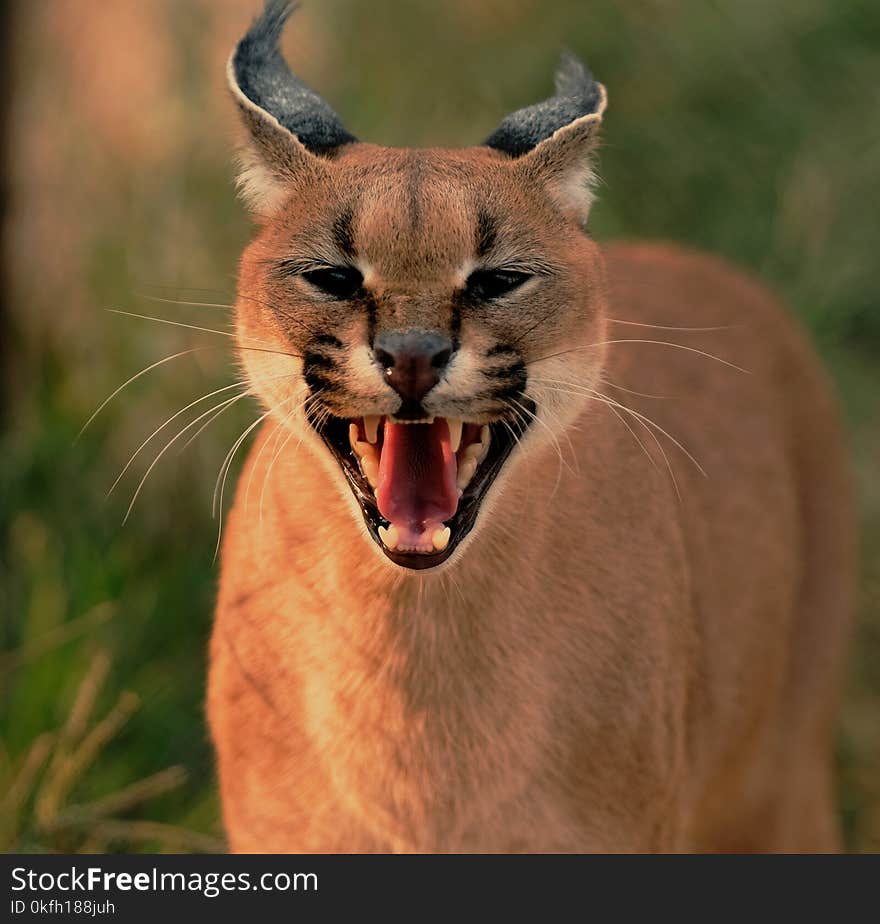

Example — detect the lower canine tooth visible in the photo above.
[348,423,360,451]
[363,415,381,444]
[463,442,484,462]
[361,457,379,487]
[378,525,399,549]
[432,526,451,551]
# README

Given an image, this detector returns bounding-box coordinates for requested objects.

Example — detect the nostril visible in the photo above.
[431,347,452,370]
[374,348,396,371]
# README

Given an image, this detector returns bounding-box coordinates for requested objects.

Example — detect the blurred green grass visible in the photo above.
[1,0,877,851]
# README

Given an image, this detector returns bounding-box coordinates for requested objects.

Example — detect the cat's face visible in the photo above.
[229,1,608,570]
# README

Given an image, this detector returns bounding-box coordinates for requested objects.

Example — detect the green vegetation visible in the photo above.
[1,0,877,851]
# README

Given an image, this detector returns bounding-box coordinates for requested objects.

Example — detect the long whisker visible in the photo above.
[137,293,233,310]
[546,377,707,480]
[179,393,250,453]
[110,371,294,495]
[504,398,569,500]
[135,289,317,334]
[107,308,239,339]
[532,380,683,500]
[606,317,734,332]
[213,396,290,518]
[122,390,252,524]
[259,423,298,529]
[244,415,287,514]
[599,373,670,400]
[533,373,668,402]
[77,347,211,440]
[109,380,250,497]
[597,390,706,480]
[106,308,301,355]
[596,393,683,501]
[512,395,578,476]
[529,339,750,374]
[212,401,291,562]
[253,387,325,525]
[601,400,662,477]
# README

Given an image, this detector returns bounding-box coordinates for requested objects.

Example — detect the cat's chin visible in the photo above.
[308,407,534,570]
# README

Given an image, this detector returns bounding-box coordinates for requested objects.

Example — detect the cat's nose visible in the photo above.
[373,330,453,405]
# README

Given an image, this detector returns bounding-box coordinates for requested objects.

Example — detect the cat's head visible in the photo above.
[230,1,609,570]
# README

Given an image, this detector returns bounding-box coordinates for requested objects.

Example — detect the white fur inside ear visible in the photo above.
[517,84,606,224]
[552,158,598,221]
[233,145,291,214]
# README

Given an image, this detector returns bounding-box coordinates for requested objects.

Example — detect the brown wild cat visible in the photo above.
[208,1,854,852]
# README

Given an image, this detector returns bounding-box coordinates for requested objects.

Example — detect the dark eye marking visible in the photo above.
[484,359,526,379]
[302,351,335,371]
[312,333,343,349]
[464,268,532,301]
[486,342,518,357]
[302,266,364,300]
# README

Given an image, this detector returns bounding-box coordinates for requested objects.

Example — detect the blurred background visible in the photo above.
[0,0,877,852]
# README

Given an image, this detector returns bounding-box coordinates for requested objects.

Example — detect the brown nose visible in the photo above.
[373,330,453,408]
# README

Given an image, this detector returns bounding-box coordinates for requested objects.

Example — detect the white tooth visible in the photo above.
[432,526,451,551]
[378,525,399,549]
[480,425,491,446]
[364,415,381,444]
[447,418,463,453]
[392,416,435,425]
[361,457,379,488]
[349,423,360,451]
[456,458,477,490]
[463,442,483,462]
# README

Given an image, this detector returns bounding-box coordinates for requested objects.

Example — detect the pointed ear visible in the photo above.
[227,1,356,213]
[485,54,607,223]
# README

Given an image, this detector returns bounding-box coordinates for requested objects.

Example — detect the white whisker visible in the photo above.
[77,347,212,440]
[530,339,749,374]
[107,308,300,355]
[109,380,251,497]
[212,396,298,562]
[122,390,251,524]
[606,317,734,332]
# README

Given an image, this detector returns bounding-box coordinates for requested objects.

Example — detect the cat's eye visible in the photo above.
[465,269,532,301]
[302,266,363,299]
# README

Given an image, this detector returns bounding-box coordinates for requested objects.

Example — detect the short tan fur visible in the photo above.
[208,2,854,852]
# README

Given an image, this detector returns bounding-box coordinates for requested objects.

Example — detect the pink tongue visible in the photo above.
[376,418,459,547]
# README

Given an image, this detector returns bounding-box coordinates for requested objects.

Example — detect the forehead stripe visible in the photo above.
[333,207,357,259]
[476,210,497,258]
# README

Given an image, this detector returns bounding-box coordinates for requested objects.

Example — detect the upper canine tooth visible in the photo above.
[447,418,463,453]
[363,415,381,444]
[432,526,451,551]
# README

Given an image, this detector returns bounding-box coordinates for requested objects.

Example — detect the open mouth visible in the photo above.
[311,408,533,569]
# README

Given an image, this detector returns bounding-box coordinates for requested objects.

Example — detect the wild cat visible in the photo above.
[207,1,854,852]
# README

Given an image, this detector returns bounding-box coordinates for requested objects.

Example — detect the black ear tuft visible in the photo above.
[484,53,605,158]
[231,0,356,155]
